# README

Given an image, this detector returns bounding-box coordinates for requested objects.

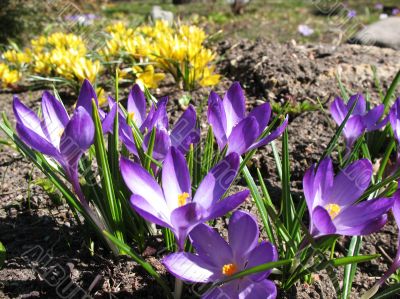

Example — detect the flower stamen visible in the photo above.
[222,263,237,276]
[325,203,341,220]
[178,192,189,207]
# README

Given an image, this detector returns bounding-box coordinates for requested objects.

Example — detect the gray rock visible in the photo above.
[150,6,173,25]
[351,17,400,50]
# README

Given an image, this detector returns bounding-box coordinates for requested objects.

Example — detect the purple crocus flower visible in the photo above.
[389,98,400,144]
[374,3,384,10]
[347,9,357,18]
[330,94,388,152]
[107,84,199,161]
[13,80,99,204]
[392,8,400,16]
[120,147,249,249]
[303,157,393,238]
[163,211,278,299]
[207,82,287,156]
[298,24,314,36]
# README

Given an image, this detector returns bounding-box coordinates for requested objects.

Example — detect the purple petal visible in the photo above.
[76,79,98,116]
[208,91,228,149]
[143,127,171,161]
[41,91,69,145]
[334,197,393,235]
[390,98,400,143]
[330,97,348,125]
[189,223,233,269]
[170,105,200,154]
[130,194,171,228]
[325,159,372,206]
[101,101,117,134]
[393,192,400,227]
[13,96,48,140]
[363,104,386,131]
[140,104,156,132]
[223,82,246,135]
[59,106,94,166]
[152,97,169,130]
[162,147,191,211]
[202,283,237,299]
[310,158,334,208]
[170,202,203,249]
[347,94,366,116]
[163,252,217,283]
[120,157,165,204]
[226,116,259,155]
[239,279,277,299]
[248,115,288,151]
[205,190,249,221]
[312,206,336,236]
[303,164,317,215]
[228,211,259,261]
[193,153,239,209]
[120,120,138,155]
[246,242,278,281]
[127,84,147,127]
[248,102,272,136]
[335,214,388,236]
[16,123,59,157]
[343,115,365,149]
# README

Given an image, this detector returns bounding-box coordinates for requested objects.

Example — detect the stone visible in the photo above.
[350,17,400,50]
[150,6,173,25]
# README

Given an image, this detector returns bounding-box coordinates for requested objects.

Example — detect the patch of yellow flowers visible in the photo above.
[0,21,220,91]
[101,20,220,90]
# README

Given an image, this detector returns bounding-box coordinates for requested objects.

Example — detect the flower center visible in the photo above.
[325,203,341,220]
[222,263,237,276]
[127,111,135,122]
[58,128,64,137]
[178,192,189,207]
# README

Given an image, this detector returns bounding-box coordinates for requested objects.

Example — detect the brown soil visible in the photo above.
[1,39,399,298]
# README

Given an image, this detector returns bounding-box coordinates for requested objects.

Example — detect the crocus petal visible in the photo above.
[334,197,393,233]
[226,117,259,155]
[330,97,348,125]
[151,97,169,130]
[325,159,372,206]
[41,91,69,145]
[59,106,94,166]
[246,242,278,281]
[162,147,192,211]
[390,98,400,143]
[247,102,272,136]
[363,104,386,131]
[101,101,118,134]
[130,194,171,228]
[347,94,366,115]
[312,206,336,236]
[120,120,138,155]
[170,105,200,154]
[203,283,238,299]
[343,115,365,148]
[140,104,156,132]
[127,84,146,127]
[120,157,165,204]
[310,158,334,209]
[229,210,259,260]
[335,214,388,236]
[208,91,228,149]
[189,223,233,269]
[170,202,203,249]
[143,127,171,161]
[303,164,317,214]
[248,115,288,151]
[223,82,246,135]
[193,153,239,209]
[163,252,217,283]
[239,279,277,299]
[205,190,249,221]
[13,96,48,139]
[16,123,59,157]
[76,79,98,116]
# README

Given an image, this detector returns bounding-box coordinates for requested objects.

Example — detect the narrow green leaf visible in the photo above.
[342,236,362,298]
[383,69,400,111]
[333,254,379,267]
[0,241,6,268]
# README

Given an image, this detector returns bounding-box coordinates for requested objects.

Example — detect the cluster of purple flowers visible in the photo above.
[13,78,400,297]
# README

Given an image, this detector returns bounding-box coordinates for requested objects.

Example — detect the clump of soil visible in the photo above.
[1,39,399,298]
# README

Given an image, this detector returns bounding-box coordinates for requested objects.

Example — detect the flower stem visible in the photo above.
[174,278,183,299]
